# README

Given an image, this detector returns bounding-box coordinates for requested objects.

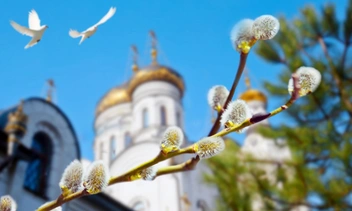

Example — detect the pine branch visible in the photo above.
[318,36,352,116]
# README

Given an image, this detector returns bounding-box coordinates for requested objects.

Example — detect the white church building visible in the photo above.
[0,32,296,211]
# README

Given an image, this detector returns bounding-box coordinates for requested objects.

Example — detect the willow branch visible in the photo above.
[208,52,249,136]
[156,156,200,177]
[211,73,301,138]
[152,74,301,180]
[36,146,197,211]
[108,145,196,184]
[36,190,88,211]
[148,52,249,179]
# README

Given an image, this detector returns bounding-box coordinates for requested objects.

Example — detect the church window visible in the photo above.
[160,106,167,126]
[142,108,149,128]
[110,136,116,160]
[124,132,132,148]
[23,132,52,197]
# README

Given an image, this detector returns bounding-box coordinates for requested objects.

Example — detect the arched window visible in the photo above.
[142,108,149,128]
[124,132,132,148]
[110,136,116,160]
[176,111,181,127]
[24,132,52,197]
[160,106,167,126]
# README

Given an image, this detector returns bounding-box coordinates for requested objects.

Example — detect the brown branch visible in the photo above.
[208,53,249,136]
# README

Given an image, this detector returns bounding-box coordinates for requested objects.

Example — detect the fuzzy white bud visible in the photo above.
[0,195,16,211]
[50,206,62,211]
[59,160,84,194]
[195,137,225,159]
[83,161,110,194]
[207,85,229,111]
[220,100,252,132]
[160,126,184,153]
[252,15,280,40]
[230,19,255,53]
[140,166,157,181]
[288,66,322,96]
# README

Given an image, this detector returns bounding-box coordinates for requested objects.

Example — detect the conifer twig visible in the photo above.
[318,36,352,116]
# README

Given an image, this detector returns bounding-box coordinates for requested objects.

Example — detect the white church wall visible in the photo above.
[130,81,183,143]
[94,103,133,164]
[181,155,218,211]
[94,103,132,134]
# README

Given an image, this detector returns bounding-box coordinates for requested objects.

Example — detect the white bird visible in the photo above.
[69,7,116,45]
[10,9,49,49]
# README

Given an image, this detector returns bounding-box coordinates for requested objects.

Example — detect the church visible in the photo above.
[0,31,291,211]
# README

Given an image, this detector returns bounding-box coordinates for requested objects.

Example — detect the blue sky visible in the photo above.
[0,0,348,160]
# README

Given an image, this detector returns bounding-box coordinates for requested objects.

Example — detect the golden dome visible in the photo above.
[128,64,185,96]
[239,89,267,105]
[96,85,131,115]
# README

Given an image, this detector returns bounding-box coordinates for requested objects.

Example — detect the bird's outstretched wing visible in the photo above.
[28,9,41,30]
[10,21,35,37]
[69,29,82,38]
[25,37,39,49]
[93,7,116,27]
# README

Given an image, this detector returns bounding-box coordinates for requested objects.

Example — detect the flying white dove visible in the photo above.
[10,9,49,49]
[69,7,116,45]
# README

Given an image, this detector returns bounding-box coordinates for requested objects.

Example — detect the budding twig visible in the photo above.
[108,145,196,184]
[156,156,200,177]
[211,73,301,138]
[208,52,249,136]
[36,190,88,211]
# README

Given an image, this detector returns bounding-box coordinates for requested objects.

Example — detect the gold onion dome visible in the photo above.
[239,89,267,104]
[128,63,185,97]
[96,84,131,115]
[95,64,184,116]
